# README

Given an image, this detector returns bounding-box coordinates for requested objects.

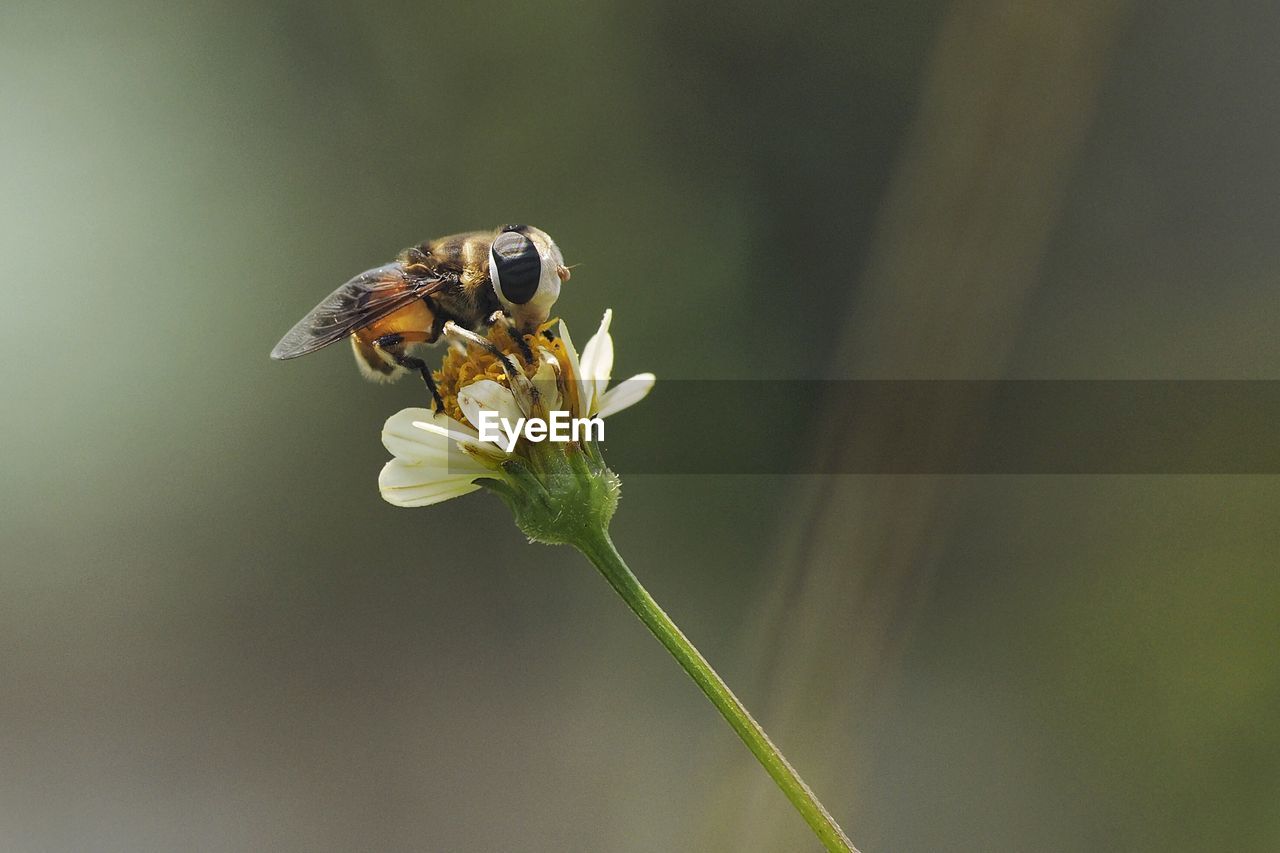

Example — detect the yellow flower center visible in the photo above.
[433,320,579,426]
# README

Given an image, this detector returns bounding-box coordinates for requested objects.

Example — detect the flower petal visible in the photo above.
[377,458,478,487]
[596,372,655,418]
[409,411,507,462]
[529,349,564,414]
[458,379,524,436]
[378,459,482,507]
[555,318,592,416]
[578,309,614,411]
[382,408,455,464]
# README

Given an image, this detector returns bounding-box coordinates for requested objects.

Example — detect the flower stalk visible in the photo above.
[570,522,858,853]
[378,310,858,851]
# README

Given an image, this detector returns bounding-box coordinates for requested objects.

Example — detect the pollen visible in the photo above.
[433,321,549,425]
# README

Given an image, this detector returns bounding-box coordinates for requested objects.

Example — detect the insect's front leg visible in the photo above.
[487,310,535,365]
[372,332,445,412]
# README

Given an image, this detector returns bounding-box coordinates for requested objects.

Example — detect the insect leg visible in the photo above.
[441,322,522,381]
[403,355,445,412]
[488,311,535,365]
[373,333,445,411]
[442,321,548,414]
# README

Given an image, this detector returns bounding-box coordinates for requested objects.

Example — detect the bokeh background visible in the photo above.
[3,1,1278,850]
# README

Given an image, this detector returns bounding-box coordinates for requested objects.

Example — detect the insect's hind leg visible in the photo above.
[373,332,445,412]
[400,354,445,413]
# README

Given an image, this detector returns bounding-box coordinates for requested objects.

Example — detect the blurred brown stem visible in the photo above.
[723,1,1132,847]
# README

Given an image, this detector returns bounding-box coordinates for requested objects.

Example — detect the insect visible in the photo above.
[270,224,570,409]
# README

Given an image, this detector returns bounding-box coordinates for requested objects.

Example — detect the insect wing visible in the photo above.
[271,263,438,359]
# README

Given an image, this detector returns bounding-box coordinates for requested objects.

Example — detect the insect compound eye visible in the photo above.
[490,231,542,305]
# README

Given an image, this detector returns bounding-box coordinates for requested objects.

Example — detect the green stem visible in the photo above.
[572,526,859,853]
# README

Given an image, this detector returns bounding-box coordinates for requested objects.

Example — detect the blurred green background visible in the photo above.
[2,1,1278,851]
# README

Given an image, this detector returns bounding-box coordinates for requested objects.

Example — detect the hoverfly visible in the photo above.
[270,225,570,409]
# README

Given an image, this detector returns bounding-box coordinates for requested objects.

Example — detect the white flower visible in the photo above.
[563,310,658,418]
[379,310,655,507]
